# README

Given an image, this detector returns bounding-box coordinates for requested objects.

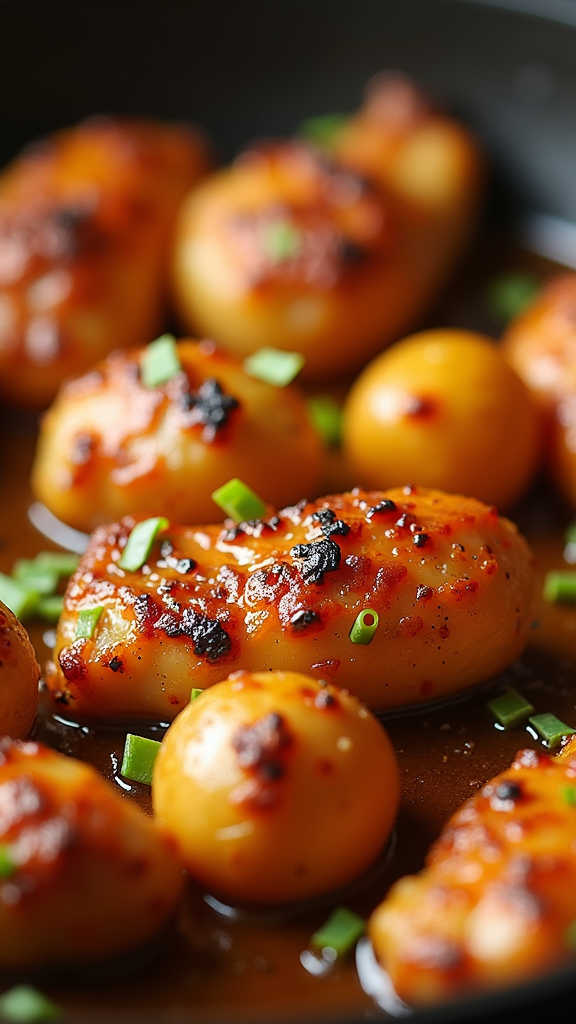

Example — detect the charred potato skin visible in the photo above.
[153,670,400,905]
[45,486,536,722]
[31,338,324,531]
[368,735,576,1007]
[0,116,211,408]
[0,600,40,739]
[0,738,184,970]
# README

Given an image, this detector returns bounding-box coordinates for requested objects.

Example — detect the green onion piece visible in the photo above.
[243,347,305,387]
[562,784,576,807]
[36,595,64,624]
[528,712,576,749]
[543,570,576,604]
[140,334,181,389]
[118,517,168,572]
[262,220,302,263]
[565,920,576,949]
[307,394,343,447]
[298,112,348,149]
[311,906,366,957]
[349,608,379,645]
[12,561,59,595]
[190,688,203,701]
[485,271,540,322]
[0,573,40,620]
[0,986,60,1023]
[211,478,267,523]
[75,606,104,639]
[487,686,535,730]
[33,551,79,576]
[0,843,16,879]
[120,734,162,786]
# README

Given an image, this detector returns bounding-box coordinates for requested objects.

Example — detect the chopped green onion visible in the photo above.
[528,712,576,749]
[487,686,535,730]
[262,220,302,263]
[140,334,181,389]
[75,606,104,639]
[33,551,79,575]
[118,517,168,572]
[564,920,576,949]
[190,688,203,701]
[120,734,162,786]
[12,561,59,595]
[562,784,576,807]
[298,112,348,149]
[307,394,343,447]
[311,906,366,957]
[36,595,64,624]
[0,986,60,1022]
[543,570,576,604]
[211,478,267,523]
[0,843,16,879]
[485,271,540,322]
[349,608,379,645]
[243,347,305,387]
[0,573,41,620]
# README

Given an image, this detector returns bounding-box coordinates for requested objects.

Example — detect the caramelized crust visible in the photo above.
[45,486,536,722]
[0,600,40,738]
[368,735,576,1006]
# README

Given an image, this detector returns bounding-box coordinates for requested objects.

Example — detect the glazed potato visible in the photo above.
[45,486,535,721]
[0,116,211,408]
[368,734,576,1006]
[343,329,542,510]
[502,273,576,508]
[153,670,399,905]
[31,338,324,531]
[0,599,40,738]
[0,738,185,970]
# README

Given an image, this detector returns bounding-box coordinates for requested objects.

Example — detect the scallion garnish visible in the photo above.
[485,271,540,322]
[262,220,302,262]
[33,551,80,575]
[0,573,41,620]
[35,595,64,624]
[562,785,576,807]
[487,686,535,730]
[0,985,60,1022]
[307,394,343,447]
[528,712,576,749]
[311,906,366,957]
[349,608,379,645]
[543,570,576,604]
[243,347,305,387]
[0,843,16,879]
[140,334,181,389]
[120,734,162,786]
[118,517,168,572]
[190,688,203,701]
[0,551,78,623]
[12,560,59,595]
[75,606,104,639]
[211,478,267,523]
[298,112,348,149]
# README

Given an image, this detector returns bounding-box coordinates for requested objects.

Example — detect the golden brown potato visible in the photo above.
[343,329,542,510]
[31,337,324,532]
[45,486,535,722]
[0,600,40,738]
[153,670,399,905]
[0,116,211,408]
[368,734,576,1007]
[0,738,185,970]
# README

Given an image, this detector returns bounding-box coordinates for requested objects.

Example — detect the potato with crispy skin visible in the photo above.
[0,738,185,970]
[153,670,399,905]
[31,338,324,532]
[0,600,40,738]
[45,486,535,722]
[0,116,211,408]
[368,734,576,1007]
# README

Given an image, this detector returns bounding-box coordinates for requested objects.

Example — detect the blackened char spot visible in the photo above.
[494,780,523,802]
[232,712,291,782]
[181,607,232,660]
[290,609,320,632]
[290,538,341,584]
[366,500,397,519]
[312,508,350,538]
[180,378,239,441]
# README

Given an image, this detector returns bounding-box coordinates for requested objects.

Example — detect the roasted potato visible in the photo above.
[45,486,535,722]
[0,116,211,408]
[31,337,324,531]
[153,670,399,905]
[0,600,40,739]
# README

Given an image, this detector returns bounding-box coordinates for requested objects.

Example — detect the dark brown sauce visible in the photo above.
[1,245,575,1021]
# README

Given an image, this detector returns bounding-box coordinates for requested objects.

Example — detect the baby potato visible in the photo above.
[152,670,399,905]
[0,599,40,738]
[0,738,185,970]
[0,116,211,408]
[31,338,324,532]
[343,329,541,510]
[45,486,535,721]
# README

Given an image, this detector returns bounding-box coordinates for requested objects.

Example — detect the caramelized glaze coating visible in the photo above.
[0,738,184,970]
[0,600,40,739]
[45,486,536,722]
[368,735,576,1006]
[31,338,324,531]
[343,329,542,509]
[0,116,211,408]
[153,670,399,905]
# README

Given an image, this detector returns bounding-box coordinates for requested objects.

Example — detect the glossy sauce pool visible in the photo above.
[1,245,575,1022]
